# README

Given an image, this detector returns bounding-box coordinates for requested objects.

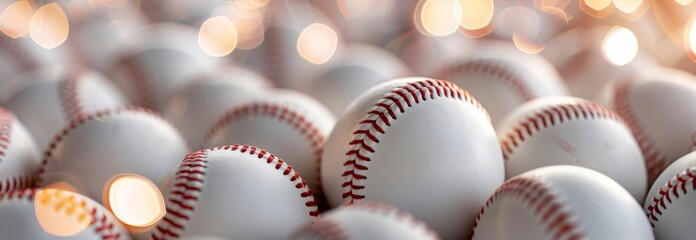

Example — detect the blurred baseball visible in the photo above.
[0,107,40,193]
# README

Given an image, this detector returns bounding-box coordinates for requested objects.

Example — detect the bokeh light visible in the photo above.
[199,16,238,57]
[296,23,338,64]
[613,0,643,14]
[459,0,494,30]
[602,26,639,66]
[104,174,165,232]
[29,3,69,49]
[686,16,696,62]
[338,0,371,18]
[416,0,462,37]
[35,189,90,237]
[0,1,34,38]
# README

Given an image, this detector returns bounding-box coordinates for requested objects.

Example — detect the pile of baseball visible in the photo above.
[2,0,696,239]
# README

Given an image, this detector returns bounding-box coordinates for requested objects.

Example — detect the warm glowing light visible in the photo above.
[198,16,238,57]
[513,32,546,54]
[497,6,541,41]
[458,0,494,30]
[676,0,694,5]
[338,0,371,18]
[0,1,34,38]
[29,3,69,49]
[35,189,90,237]
[417,0,462,37]
[104,174,165,232]
[296,23,338,64]
[602,27,639,66]
[685,17,696,62]
[613,0,643,13]
[584,0,612,11]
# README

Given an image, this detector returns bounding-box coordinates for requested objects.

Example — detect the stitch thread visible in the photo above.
[59,68,86,120]
[443,58,536,101]
[613,77,669,180]
[34,107,181,186]
[499,101,624,160]
[341,79,487,204]
[0,188,123,239]
[0,109,34,193]
[114,54,157,108]
[151,144,319,240]
[206,102,326,199]
[293,218,348,240]
[472,177,586,240]
[646,167,696,228]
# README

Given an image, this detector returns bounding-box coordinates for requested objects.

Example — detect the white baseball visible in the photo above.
[242,0,341,89]
[0,35,66,91]
[291,200,439,240]
[0,107,40,193]
[496,96,647,201]
[4,68,127,149]
[0,188,130,239]
[599,66,696,181]
[384,32,474,77]
[302,43,411,116]
[442,42,567,125]
[645,151,696,239]
[108,23,216,110]
[163,65,269,148]
[321,77,504,239]
[36,107,189,204]
[205,90,335,198]
[473,165,653,240]
[151,144,319,239]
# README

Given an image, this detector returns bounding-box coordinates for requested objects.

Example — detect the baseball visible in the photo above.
[600,66,696,181]
[108,23,217,110]
[645,151,696,239]
[302,43,411,116]
[0,107,40,193]
[497,96,647,201]
[4,68,127,148]
[321,77,504,239]
[473,165,653,240]
[291,200,438,240]
[205,90,335,198]
[441,41,568,125]
[0,188,129,239]
[0,34,66,91]
[151,144,318,239]
[35,107,189,204]
[163,65,269,148]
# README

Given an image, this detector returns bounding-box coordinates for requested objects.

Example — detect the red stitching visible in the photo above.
[342,79,487,204]
[293,218,349,240]
[646,167,696,228]
[0,108,34,193]
[613,77,669,180]
[58,68,86,120]
[0,35,38,71]
[442,58,536,101]
[472,177,586,240]
[151,144,319,240]
[206,101,327,204]
[114,54,156,108]
[34,106,181,186]
[0,188,123,239]
[498,100,624,160]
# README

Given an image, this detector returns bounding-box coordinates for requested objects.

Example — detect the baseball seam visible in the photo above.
[613,77,669,180]
[646,167,696,228]
[58,69,86,120]
[0,36,38,71]
[0,188,124,239]
[0,109,34,193]
[472,176,586,240]
[341,79,487,203]
[499,101,624,160]
[293,217,349,240]
[116,54,156,108]
[34,106,179,186]
[152,144,319,239]
[444,58,536,101]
